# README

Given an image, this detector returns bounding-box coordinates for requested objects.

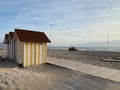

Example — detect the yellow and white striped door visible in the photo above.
[23,42,47,67]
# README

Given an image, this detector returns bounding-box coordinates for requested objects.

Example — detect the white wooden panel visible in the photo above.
[11,41,12,60]
[44,43,46,63]
[36,43,38,65]
[40,44,42,64]
[12,40,14,61]
[24,43,26,67]
[28,42,30,66]
[32,43,34,65]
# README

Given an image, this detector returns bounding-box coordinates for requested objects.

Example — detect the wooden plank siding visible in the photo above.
[4,29,50,68]
[8,40,14,61]
[10,41,12,60]
[23,42,47,67]
[9,40,13,61]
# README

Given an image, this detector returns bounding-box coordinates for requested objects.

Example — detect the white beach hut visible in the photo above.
[4,29,51,67]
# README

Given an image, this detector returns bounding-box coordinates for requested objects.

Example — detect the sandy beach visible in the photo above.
[0,51,83,90]
[49,50,120,70]
[0,62,120,90]
[0,49,120,90]
[0,63,81,90]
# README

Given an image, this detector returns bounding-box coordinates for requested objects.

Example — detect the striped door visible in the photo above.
[23,42,46,67]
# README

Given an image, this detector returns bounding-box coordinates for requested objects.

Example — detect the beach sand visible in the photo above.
[0,62,120,90]
[0,49,120,90]
[0,59,85,90]
[0,55,82,90]
[48,50,120,70]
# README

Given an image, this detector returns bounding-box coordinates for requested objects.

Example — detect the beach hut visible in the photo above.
[4,29,51,67]
[3,32,14,61]
[8,32,14,61]
[3,34,9,58]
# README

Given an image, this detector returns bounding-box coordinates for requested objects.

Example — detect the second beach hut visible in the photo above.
[8,32,14,61]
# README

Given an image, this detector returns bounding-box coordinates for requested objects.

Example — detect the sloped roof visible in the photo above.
[15,29,51,43]
[4,34,9,44]
[9,32,14,39]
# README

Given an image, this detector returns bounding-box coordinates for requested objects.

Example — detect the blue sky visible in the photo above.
[0,0,120,47]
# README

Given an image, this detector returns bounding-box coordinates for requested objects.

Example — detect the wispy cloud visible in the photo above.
[0,0,120,46]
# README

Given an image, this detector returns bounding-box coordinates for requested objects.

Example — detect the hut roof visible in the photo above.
[15,29,51,43]
[4,34,9,44]
[9,32,14,39]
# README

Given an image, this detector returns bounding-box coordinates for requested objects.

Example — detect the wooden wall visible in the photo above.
[22,42,47,67]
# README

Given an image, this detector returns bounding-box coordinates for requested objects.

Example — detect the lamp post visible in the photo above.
[107,31,109,51]
[49,24,54,41]
[49,24,54,55]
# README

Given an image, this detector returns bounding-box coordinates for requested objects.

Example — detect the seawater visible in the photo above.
[50,47,120,52]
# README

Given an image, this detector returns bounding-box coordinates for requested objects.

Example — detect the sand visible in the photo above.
[0,62,83,90]
[0,49,120,90]
[0,62,120,90]
[47,57,120,82]
[48,50,120,70]
[0,49,81,90]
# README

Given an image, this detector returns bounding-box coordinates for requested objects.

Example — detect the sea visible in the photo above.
[50,47,120,52]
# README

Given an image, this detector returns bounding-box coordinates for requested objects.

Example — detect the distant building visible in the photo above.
[4,29,51,67]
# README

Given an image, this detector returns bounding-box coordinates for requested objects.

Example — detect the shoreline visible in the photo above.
[48,46,120,52]
[49,49,120,53]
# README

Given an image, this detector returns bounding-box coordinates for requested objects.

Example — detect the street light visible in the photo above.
[49,24,54,55]
[107,31,110,51]
[49,24,54,41]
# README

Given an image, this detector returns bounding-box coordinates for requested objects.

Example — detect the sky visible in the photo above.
[0,0,120,47]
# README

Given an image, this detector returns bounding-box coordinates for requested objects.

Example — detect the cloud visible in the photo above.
[78,40,120,47]
[0,0,120,47]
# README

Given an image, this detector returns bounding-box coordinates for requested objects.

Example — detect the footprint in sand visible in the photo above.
[0,81,9,89]
[0,87,2,90]
[16,88,20,90]
[4,73,8,75]
[4,81,8,86]
[12,80,15,84]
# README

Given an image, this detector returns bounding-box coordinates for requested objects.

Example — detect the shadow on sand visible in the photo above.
[0,58,17,69]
